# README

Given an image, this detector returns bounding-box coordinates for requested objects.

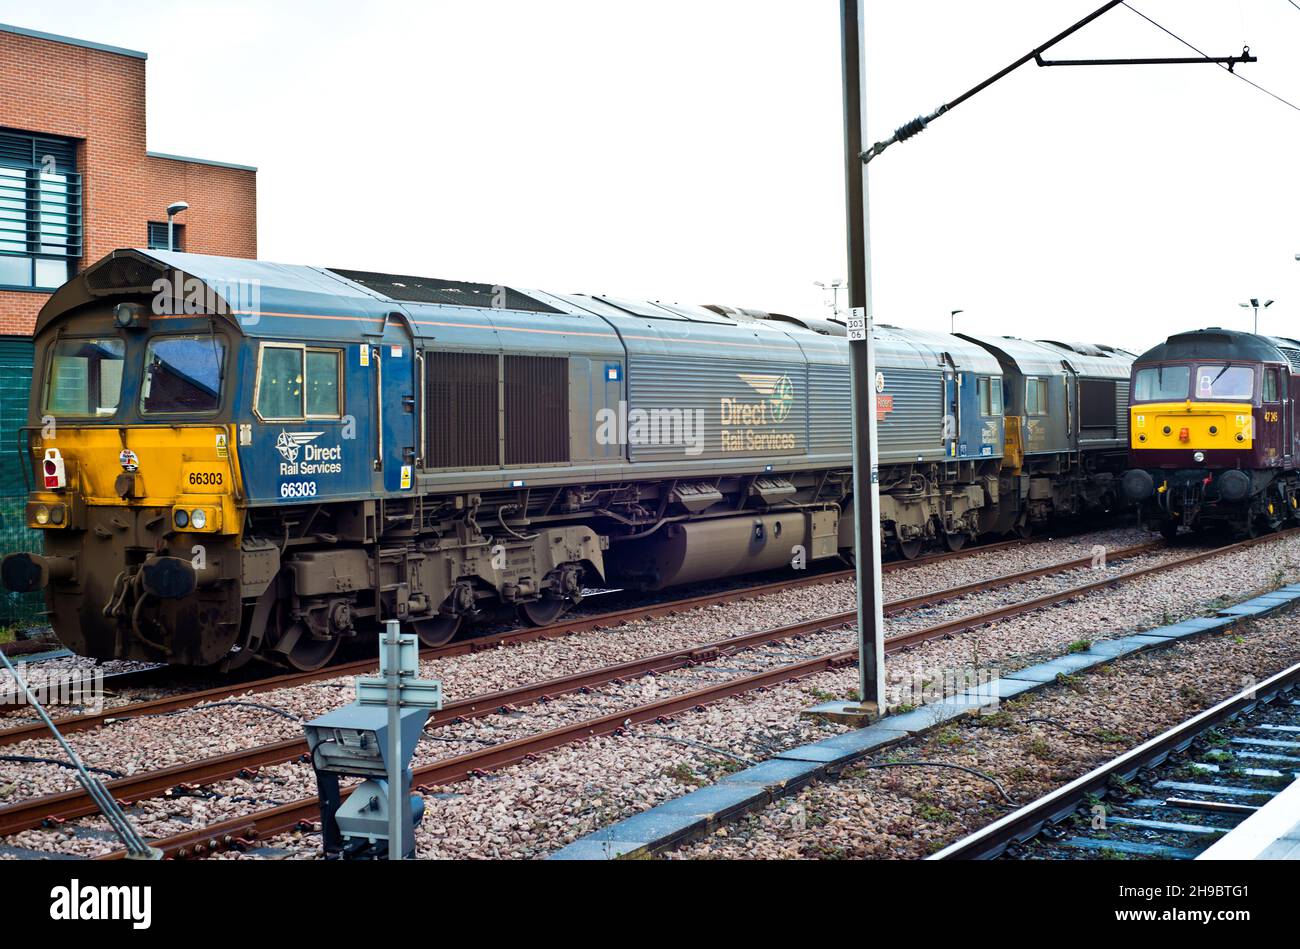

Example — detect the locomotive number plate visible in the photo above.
[181,463,230,493]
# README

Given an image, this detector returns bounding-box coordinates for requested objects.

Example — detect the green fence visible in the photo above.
[0,337,42,627]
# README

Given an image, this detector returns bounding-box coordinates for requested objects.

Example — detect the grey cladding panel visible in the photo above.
[876,367,944,463]
[627,355,804,461]
[807,363,851,455]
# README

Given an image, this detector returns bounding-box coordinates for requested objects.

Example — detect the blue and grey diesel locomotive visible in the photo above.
[0,249,1133,669]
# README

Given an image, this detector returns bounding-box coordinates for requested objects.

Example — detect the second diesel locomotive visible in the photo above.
[1122,327,1300,536]
[2,249,1133,669]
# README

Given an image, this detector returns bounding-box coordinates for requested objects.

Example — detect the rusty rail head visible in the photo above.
[102,532,1294,862]
[3,536,1178,845]
[0,531,1051,749]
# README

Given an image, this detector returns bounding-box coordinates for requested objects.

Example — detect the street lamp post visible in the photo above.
[166,201,189,252]
[815,279,846,318]
[1239,298,1273,335]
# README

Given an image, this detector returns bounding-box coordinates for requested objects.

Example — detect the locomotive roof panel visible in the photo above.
[1136,327,1292,366]
[959,333,1081,377]
[328,267,563,314]
[876,325,1001,374]
[39,249,395,339]
[1034,339,1134,379]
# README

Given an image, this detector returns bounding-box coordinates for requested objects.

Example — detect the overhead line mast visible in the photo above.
[839,0,1262,716]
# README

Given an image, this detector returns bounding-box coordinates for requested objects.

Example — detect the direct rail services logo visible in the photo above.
[49,879,151,930]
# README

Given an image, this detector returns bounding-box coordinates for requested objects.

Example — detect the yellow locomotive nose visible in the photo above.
[1130,402,1251,451]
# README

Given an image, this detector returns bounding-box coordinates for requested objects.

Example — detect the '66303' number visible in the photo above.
[279,481,318,499]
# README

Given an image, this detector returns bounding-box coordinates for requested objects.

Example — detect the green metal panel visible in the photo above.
[0,335,42,626]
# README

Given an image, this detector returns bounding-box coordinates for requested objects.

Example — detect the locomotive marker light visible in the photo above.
[302,620,441,860]
[42,447,66,489]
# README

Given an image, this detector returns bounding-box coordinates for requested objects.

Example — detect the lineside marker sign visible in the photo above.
[846,306,867,341]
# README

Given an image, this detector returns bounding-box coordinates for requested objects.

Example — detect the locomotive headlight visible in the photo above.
[174,509,189,529]
[48,505,65,525]
[1193,451,1205,463]
[33,504,49,525]
[190,508,207,530]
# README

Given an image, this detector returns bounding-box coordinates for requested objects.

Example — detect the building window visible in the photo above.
[147,221,184,251]
[0,128,82,290]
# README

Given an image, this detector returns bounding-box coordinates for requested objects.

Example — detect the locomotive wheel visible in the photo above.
[1014,520,1033,540]
[896,538,924,561]
[519,596,570,626]
[280,623,341,672]
[414,614,461,648]
[1159,519,1180,542]
[943,531,967,552]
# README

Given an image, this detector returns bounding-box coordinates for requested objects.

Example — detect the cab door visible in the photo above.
[1262,366,1286,467]
[373,316,418,493]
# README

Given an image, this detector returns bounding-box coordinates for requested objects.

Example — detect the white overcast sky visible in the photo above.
[5,0,1300,353]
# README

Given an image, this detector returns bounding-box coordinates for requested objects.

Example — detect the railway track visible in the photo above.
[0,538,1169,849]
[0,530,1116,747]
[82,531,1294,861]
[14,527,1289,859]
[930,658,1300,861]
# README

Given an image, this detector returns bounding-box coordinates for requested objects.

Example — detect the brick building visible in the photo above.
[0,22,257,621]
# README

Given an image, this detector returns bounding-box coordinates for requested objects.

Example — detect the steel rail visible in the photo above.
[929,658,1300,860]
[0,540,1163,838]
[0,532,1064,747]
[95,532,1285,860]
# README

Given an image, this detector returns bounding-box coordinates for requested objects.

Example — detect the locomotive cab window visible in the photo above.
[1025,378,1048,416]
[141,335,226,414]
[1133,365,1190,402]
[1264,368,1280,402]
[43,337,125,417]
[255,343,343,420]
[978,377,1003,416]
[1195,365,1254,402]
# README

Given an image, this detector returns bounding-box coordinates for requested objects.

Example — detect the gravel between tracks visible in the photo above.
[3,525,1298,859]
[668,609,1300,860]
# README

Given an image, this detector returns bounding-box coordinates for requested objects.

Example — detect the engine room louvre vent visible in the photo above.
[425,351,499,468]
[85,255,166,294]
[504,355,569,466]
[330,269,561,314]
[1079,379,1116,429]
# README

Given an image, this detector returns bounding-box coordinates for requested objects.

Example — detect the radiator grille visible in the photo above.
[1079,379,1116,429]
[504,355,569,465]
[425,352,499,468]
